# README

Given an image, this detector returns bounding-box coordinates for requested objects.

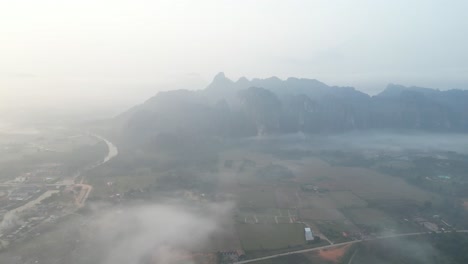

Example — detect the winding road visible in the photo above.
[75,134,118,207]
[234,230,468,264]
[91,134,119,164]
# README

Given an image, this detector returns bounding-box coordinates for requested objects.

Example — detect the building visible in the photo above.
[305,227,314,241]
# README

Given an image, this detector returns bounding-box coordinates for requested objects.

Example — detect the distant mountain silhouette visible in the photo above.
[116,73,468,147]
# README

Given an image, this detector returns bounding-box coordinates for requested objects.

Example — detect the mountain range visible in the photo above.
[115,73,468,147]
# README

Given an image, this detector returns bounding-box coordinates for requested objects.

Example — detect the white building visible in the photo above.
[304,227,314,241]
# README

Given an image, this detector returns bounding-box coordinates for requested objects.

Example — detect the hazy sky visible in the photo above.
[1,0,468,115]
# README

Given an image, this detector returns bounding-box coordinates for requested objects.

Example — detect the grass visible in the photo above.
[237,223,306,251]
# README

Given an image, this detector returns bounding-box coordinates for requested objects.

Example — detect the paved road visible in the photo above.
[235,230,468,264]
[78,134,118,185]
[77,134,118,207]
[91,133,119,164]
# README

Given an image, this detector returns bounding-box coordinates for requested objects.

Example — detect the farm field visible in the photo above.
[214,148,440,253]
[236,187,278,208]
[329,191,368,208]
[344,208,396,229]
[237,223,306,251]
[236,208,297,224]
[232,151,435,206]
[293,157,435,203]
[299,207,344,221]
[299,193,337,209]
[274,186,299,208]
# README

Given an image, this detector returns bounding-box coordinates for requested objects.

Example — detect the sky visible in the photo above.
[1,0,468,117]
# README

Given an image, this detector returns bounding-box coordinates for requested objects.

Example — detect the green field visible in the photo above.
[237,223,306,251]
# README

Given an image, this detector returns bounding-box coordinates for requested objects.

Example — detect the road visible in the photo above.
[347,246,359,264]
[235,230,468,264]
[91,133,119,164]
[77,134,118,186]
[77,134,118,205]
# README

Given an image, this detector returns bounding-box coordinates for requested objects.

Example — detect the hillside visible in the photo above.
[115,73,468,148]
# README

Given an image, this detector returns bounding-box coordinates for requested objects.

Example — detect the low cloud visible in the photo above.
[78,201,234,264]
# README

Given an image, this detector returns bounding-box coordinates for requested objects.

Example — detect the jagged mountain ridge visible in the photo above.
[118,73,468,146]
